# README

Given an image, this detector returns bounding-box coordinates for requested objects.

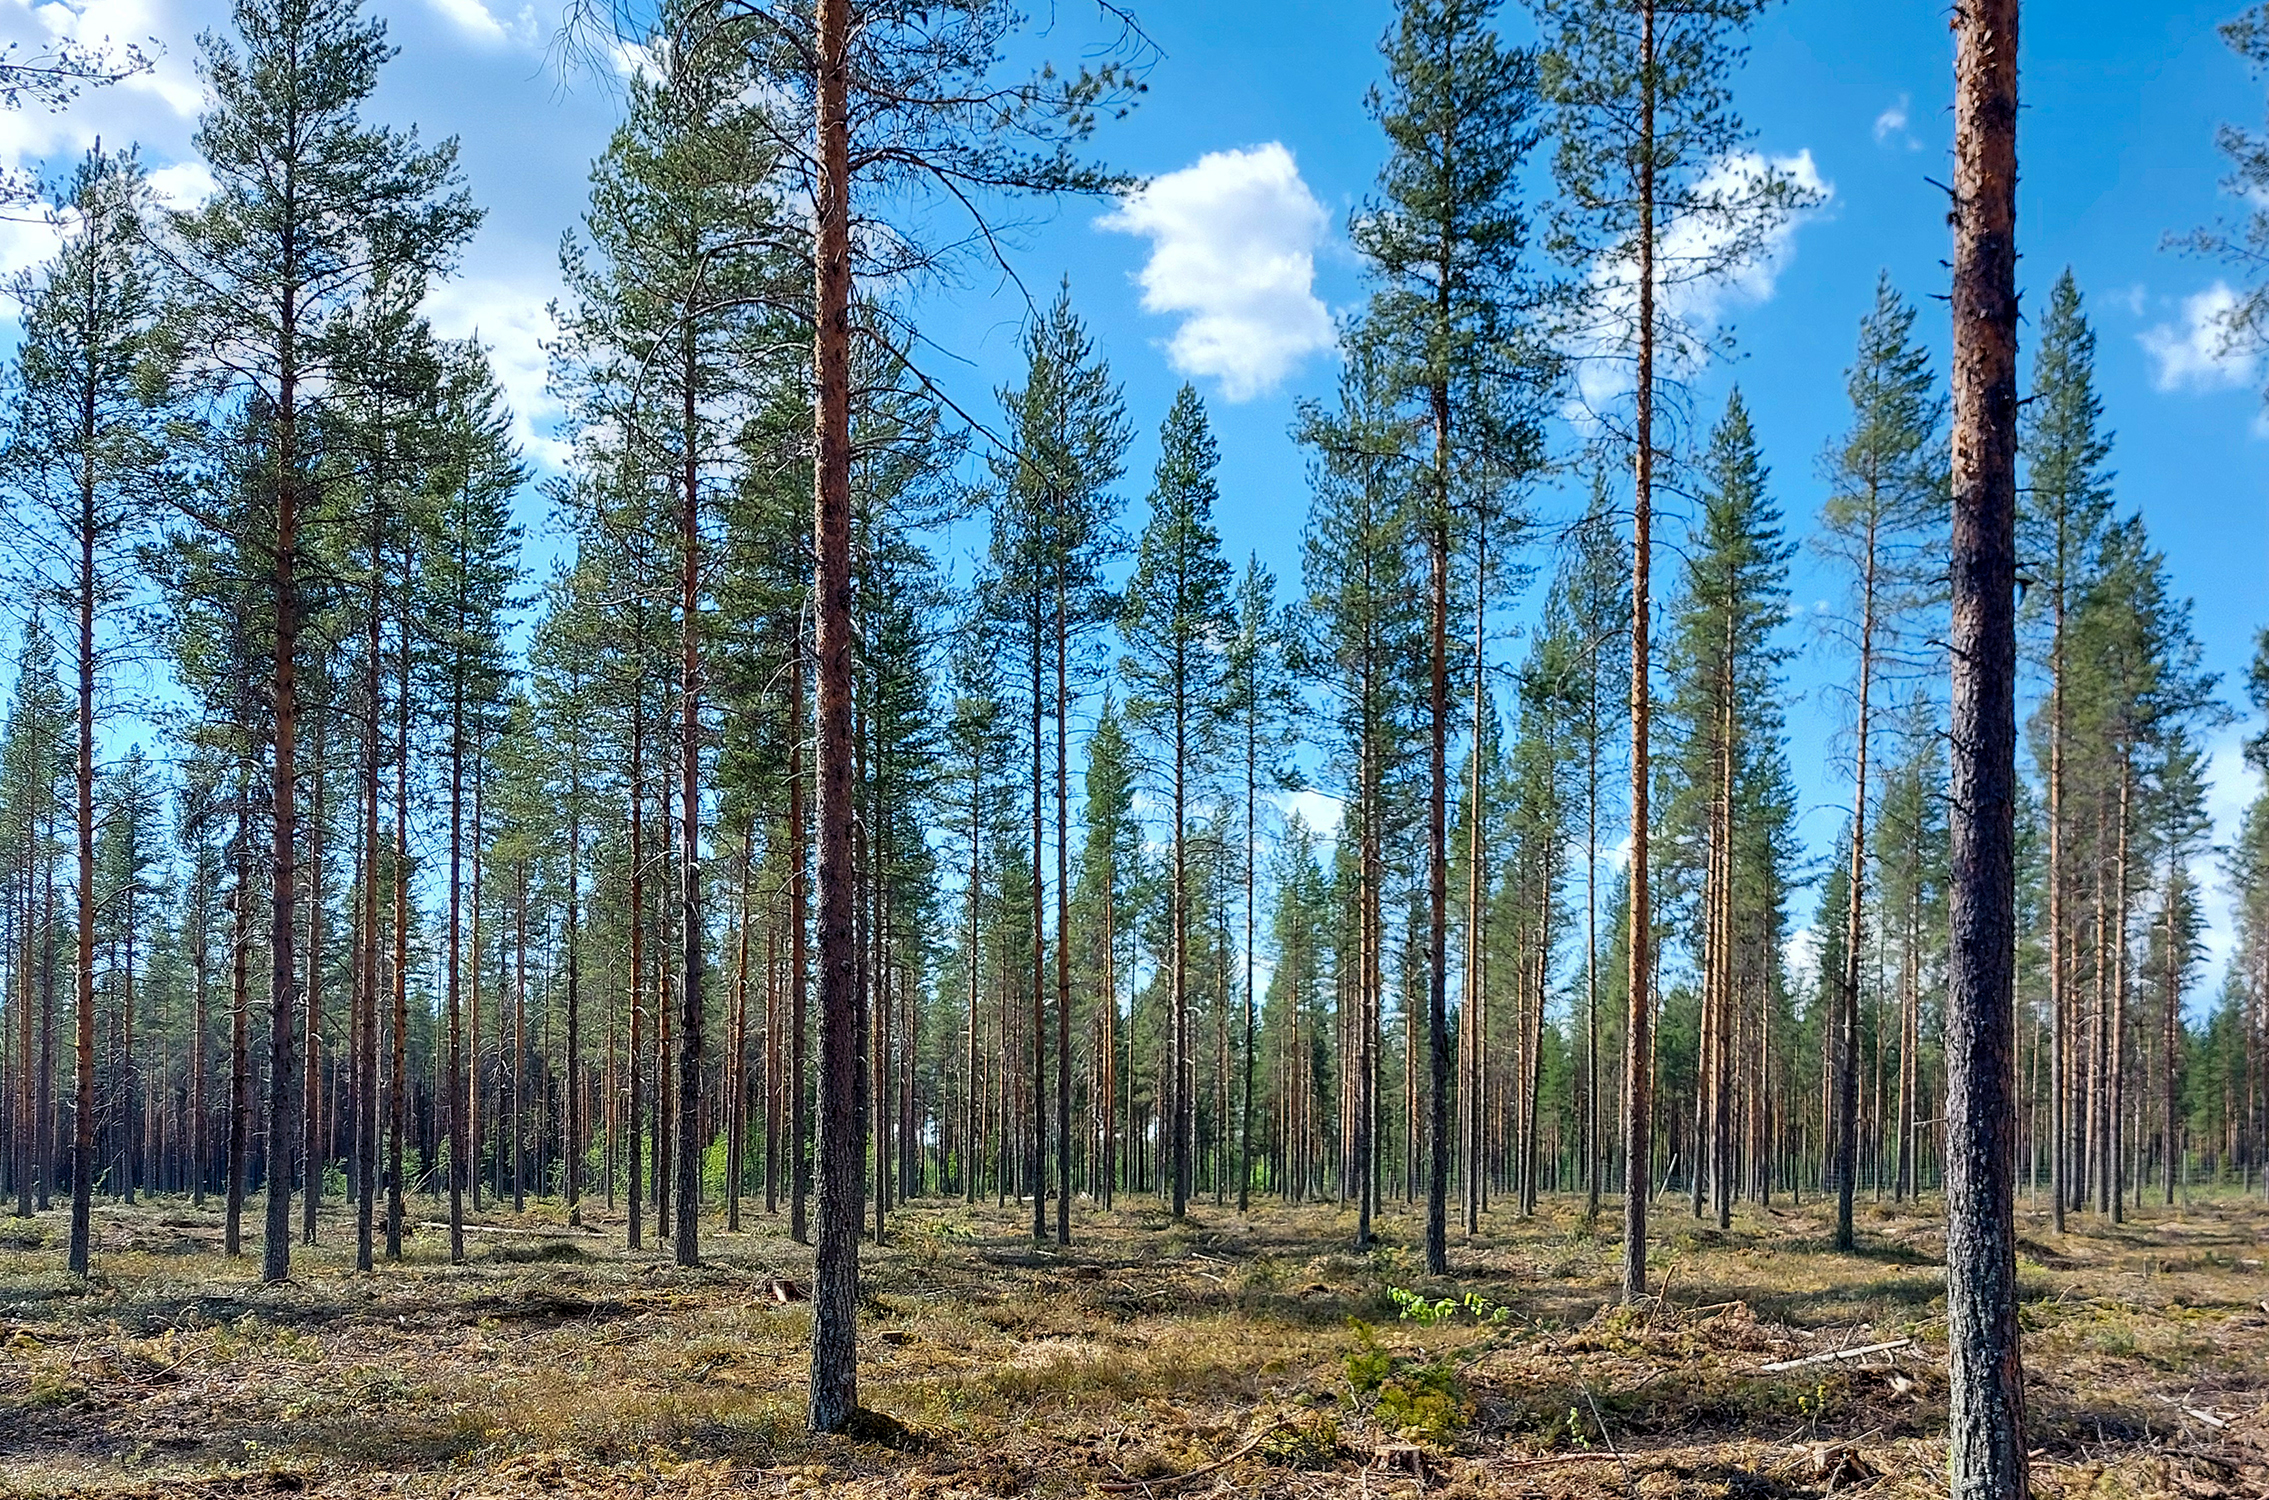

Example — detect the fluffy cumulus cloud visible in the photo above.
[2140,281,2260,393]
[420,0,539,48]
[0,0,206,273]
[423,273,572,471]
[1098,142,1336,402]
[1274,787,1344,842]
[1662,150,1830,323]
[1568,148,1830,414]
[145,156,211,206]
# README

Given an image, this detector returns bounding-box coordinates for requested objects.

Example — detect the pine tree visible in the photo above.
[1558,477,1628,1222]
[423,347,526,1263]
[1,150,167,1276]
[1226,558,1301,1213]
[1536,0,1812,1302]
[1075,694,1140,1208]
[157,0,479,1283]
[637,0,1142,1431]
[1298,346,1425,1248]
[554,19,799,1264]
[1661,389,1791,1230]
[2019,269,2113,1231]
[1120,385,1234,1222]
[1352,0,1549,1274]
[1817,274,1944,1248]
[987,287,1129,1245]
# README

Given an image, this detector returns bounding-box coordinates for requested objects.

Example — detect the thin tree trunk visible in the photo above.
[446,650,467,1265]
[1055,591,1072,1243]
[67,458,96,1278]
[302,713,325,1244]
[676,391,705,1267]
[790,637,810,1245]
[264,336,303,1286]
[729,823,752,1232]
[629,697,646,1251]
[807,0,861,1426]
[2110,761,2129,1222]
[1621,0,1658,1307]
[1424,372,1451,1273]
[1837,527,1877,1248]
[388,592,410,1260]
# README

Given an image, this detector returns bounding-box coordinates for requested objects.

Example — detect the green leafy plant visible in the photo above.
[1387,1286,1513,1327]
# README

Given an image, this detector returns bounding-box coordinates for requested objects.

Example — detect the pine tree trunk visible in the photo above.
[965,766,982,1206]
[389,599,411,1259]
[2110,762,2129,1222]
[356,539,381,1270]
[264,347,302,1287]
[629,703,646,1251]
[790,641,811,1246]
[303,714,325,1245]
[1170,664,1189,1221]
[1944,0,2030,1486]
[472,758,487,1213]
[676,422,705,1266]
[807,0,861,1428]
[513,859,527,1213]
[1055,593,1072,1243]
[729,825,752,1232]
[2047,545,2068,1233]
[1424,383,1451,1274]
[445,666,467,1265]
[227,780,250,1258]
[68,466,96,1278]
[1621,0,1658,1307]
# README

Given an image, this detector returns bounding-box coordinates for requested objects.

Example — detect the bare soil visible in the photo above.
[3,1189,2266,1497]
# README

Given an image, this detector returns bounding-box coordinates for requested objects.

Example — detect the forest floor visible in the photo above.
[2,1187,2267,1499]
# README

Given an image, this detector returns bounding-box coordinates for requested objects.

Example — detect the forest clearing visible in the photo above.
[0,0,2265,1490]
[4,1192,2267,1498]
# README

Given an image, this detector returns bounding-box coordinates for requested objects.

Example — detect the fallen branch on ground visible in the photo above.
[1753,1338,1914,1373]
[1096,1421,1289,1492]
[1494,1452,1632,1471]
[2151,1394,2229,1430]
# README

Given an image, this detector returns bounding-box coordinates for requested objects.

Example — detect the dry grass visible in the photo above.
[1,1187,2265,1497]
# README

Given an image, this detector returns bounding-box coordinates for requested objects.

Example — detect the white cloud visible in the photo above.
[423,273,572,470]
[0,0,203,283]
[423,0,507,44]
[145,157,211,207]
[1274,787,1345,842]
[2196,728,2260,1011]
[1784,923,1823,1001]
[2140,281,2259,393]
[607,37,661,81]
[1569,149,1832,414]
[1097,142,1336,402]
[0,0,202,143]
[1872,95,1913,147]
[419,0,539,48]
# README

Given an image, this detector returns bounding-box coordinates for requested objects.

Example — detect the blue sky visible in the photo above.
[2,0,2265,991]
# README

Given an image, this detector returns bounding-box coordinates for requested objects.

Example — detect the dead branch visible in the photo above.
[1753,1338,1914,1373]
